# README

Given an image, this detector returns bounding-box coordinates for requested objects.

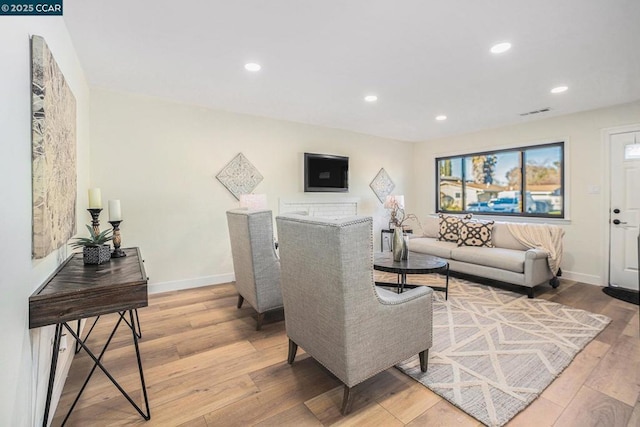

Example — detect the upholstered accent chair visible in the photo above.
[226,209,283,330]
[276,213,433,415]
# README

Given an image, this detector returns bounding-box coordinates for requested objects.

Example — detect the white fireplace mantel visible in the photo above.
[279,196,359,219]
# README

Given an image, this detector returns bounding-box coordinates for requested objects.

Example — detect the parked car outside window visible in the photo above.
[467,201,490,212]
[487,197,519,213]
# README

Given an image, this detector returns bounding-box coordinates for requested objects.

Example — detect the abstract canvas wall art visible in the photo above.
[31,35,77,259]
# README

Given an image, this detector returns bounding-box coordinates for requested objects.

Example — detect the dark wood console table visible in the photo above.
[29,247,150,426]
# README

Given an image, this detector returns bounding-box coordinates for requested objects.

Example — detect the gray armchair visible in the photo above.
[275,214,433,415]
[226,209,283,330]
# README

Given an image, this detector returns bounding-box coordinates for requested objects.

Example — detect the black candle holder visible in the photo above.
[87,208,102,236]
[109,220,127,258]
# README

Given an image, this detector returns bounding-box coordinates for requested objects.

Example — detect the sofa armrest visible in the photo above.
[525,248,548,260]
[524,248,553,287]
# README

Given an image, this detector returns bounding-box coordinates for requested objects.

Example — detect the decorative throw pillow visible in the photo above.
[458,219,495,247]
[438,214,473,242]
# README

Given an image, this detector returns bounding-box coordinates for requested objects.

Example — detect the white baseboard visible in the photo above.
[561,270,604,286]
[147,270,605,293]
[149,273,235,294]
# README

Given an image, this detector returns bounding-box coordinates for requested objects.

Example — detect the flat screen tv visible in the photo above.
[304,153,349,192]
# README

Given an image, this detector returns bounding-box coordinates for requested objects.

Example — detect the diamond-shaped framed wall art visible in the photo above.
[216,153,263,200]
[370,168,395,203]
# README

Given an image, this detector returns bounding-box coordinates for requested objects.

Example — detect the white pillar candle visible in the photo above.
[88,188,102,208]
[108,200,122,221]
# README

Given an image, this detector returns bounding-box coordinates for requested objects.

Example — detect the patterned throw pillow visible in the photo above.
[457,219,495,247]
[438,214,473,242]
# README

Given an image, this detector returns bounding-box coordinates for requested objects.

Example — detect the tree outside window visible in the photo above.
[436,143,564,218]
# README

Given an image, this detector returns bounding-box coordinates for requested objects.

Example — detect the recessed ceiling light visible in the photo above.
[244,63,261,72]
[550,85,568,94]
[490,42,512,54]
[435,115,447,121]
[364,95,378,102]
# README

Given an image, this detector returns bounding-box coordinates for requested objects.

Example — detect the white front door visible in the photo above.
[609,131,640,291]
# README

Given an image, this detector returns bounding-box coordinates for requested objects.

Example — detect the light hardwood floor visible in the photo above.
[53,276,640,427]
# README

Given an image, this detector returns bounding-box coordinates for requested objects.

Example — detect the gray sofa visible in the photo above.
[408,216,559,298]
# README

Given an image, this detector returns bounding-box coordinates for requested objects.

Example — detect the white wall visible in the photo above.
[89,88,413,291]
[0,19,91,427]
[413,101,640,285]
[2,19,636,426]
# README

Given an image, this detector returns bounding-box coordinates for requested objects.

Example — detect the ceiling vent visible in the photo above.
[520,107,551,116]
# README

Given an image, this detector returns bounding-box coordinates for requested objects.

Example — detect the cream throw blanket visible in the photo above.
[506,223,564,275]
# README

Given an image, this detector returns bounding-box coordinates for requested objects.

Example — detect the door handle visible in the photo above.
[612,219,628,225]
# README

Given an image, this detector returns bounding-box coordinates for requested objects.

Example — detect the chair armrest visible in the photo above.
[368,285,434,364]
[375,286,432,305]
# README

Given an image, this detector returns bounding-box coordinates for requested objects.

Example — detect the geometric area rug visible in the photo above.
[394,275,611,427]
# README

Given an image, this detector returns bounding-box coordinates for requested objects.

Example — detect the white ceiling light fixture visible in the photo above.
[364,95,378,102]
[435,115,447,121]
[490,42,512,54]
[244,62,262,72]
[550,85,568,94]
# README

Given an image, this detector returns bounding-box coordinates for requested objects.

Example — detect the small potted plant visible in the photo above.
[71,225,113,265]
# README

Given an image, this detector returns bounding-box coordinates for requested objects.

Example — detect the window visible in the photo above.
[436,142,564,218]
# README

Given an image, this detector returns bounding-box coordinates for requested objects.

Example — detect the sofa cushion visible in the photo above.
[438,214,472,242]
[451,246,526,273]
[422,216,439,238]
[492,222,529,251]
[408,237,457,259]
[458,219,494,247]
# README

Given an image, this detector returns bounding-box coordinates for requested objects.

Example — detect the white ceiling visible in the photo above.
[63,0,640,142]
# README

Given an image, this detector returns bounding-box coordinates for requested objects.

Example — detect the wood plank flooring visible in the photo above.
[52,276,640,427]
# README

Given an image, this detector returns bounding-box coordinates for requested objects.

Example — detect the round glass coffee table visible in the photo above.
[374,252,449,299]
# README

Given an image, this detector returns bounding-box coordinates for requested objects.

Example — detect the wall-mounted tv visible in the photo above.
[304,152,349,192]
